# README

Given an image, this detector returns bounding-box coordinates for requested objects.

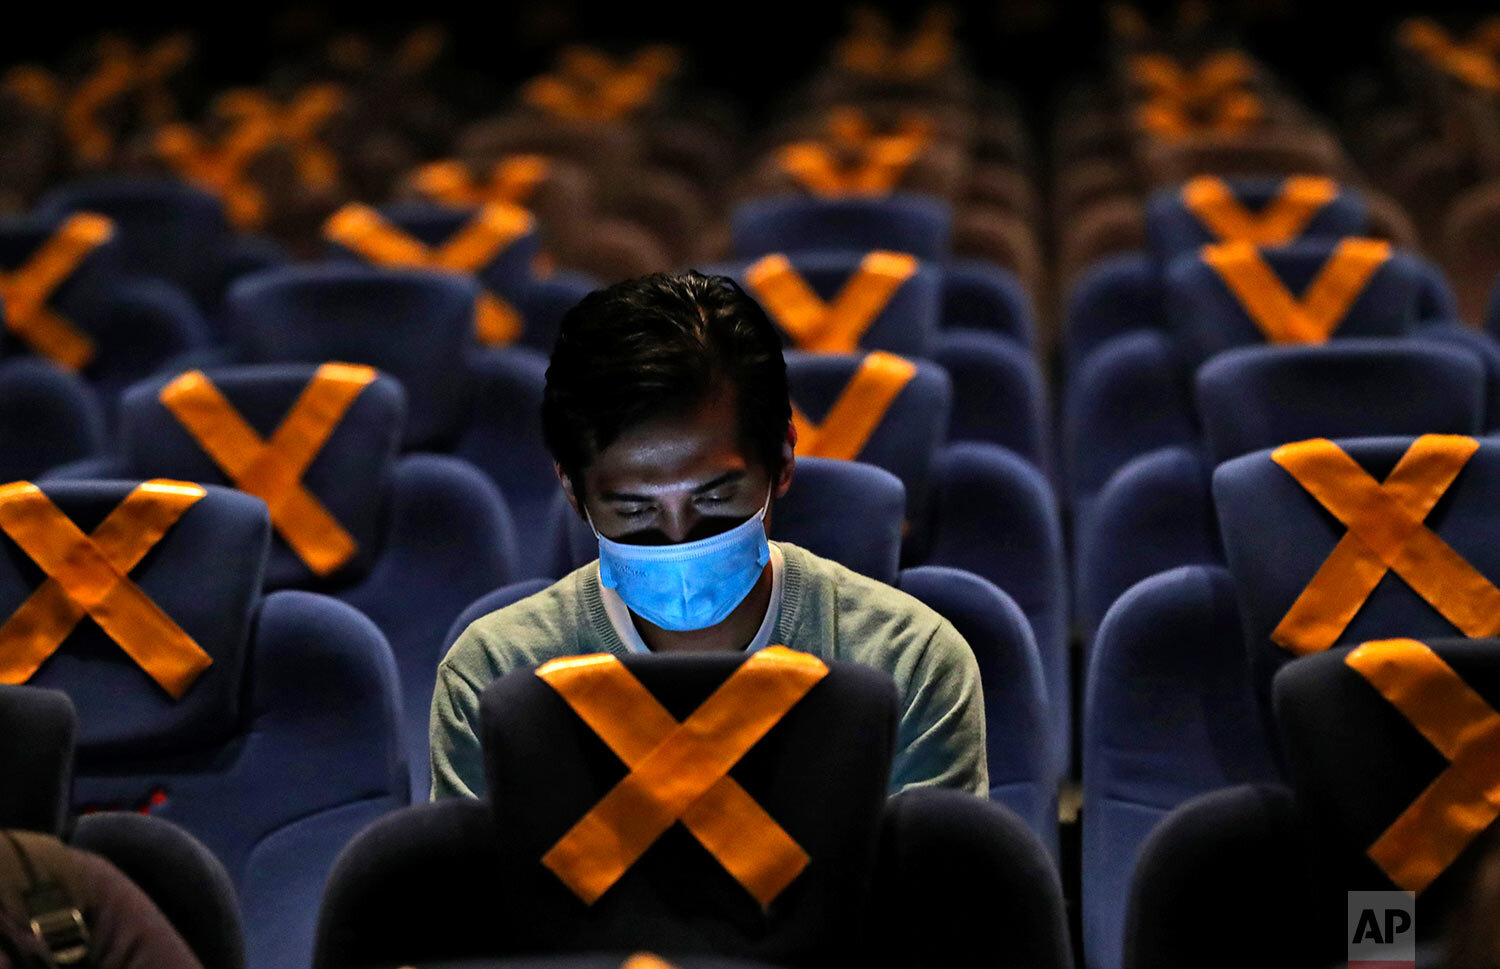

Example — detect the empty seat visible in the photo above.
[939,258,1035,348]
[933,329,1050,471]
[0,480,408,969]
[731,194,951,262]
[1144,175,1367,258]
[0,358,104,480]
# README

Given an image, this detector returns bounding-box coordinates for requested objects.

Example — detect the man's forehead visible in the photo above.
[589,389,755,493]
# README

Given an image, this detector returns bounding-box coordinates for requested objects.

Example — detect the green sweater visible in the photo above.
[429,542,988,800]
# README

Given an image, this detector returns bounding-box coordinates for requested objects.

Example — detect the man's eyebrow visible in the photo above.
[599,471,747,503]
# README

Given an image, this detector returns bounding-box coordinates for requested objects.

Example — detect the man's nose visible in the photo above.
[658,505,700,545]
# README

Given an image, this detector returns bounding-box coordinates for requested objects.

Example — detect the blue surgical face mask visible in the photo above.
[591,489,773,632]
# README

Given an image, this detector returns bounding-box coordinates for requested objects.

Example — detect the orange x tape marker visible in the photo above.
[324,203,529,346]
[155,121,274,230]
[0,213,110,371]
[159,364,375,576]
[1347,638,1500,892]
[792,351,918,460]
[746,251,918,353]
[0,479,212,698]
[1202,238,1391,344]
[537,646,827,907]
[409,156,551,208]
[777,120,932,197]
[1271,435,1500,655]
[1182,175,1341,246]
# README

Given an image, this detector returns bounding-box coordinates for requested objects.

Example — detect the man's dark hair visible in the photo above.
[542,271,791,491]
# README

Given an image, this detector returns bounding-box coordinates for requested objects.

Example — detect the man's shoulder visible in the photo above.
[439,567,594,690]
[783,544,954,650]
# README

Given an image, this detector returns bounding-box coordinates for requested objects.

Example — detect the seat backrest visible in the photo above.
[37,178,231,309]
[934,329,1049,468]
[715,252,942,360]
[771,457,906,585]
[1165,239,1424,364]
[730,194,951,262]
[0,359,104,482]
[0,683,75,835]
[1276,638,1500,938]
[327,201,544,295]
[479,651,898,964]
[1195,339,1487,466]
[228,265,477,449]
[1214,436,1500,735]
[1083,565,1278,969]
[939,259,1034,347]
[785,352,947,522]
[1063,253,1166,370]
[0,481,267,759]
[116,364,406,591]
[1145,175,1367,259]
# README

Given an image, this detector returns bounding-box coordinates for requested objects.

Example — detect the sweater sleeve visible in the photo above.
[429,660,487,800]
[888,619,989,797]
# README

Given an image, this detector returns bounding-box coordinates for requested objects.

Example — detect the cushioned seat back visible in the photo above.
[785,352,947,523]
[117,364,405,590]
[1214,436,1500,735]
[1146,176,1367,258]
[731,194,951,261]
[1195,340,1488,465]
[0,216,124,368]
[333,202,544,293]
[479,652,897,964]
[716,252,941,359]
[229,265,476,449]
[0,683,75,835]
[0,359,104,481]
[37,179,230,307]
[940,259,1034,346]
[771,457,905,584]
[1276,638,1500,937]
[0,481,268,759]
[1166,239,1423,364]
[1063,254,1166,369]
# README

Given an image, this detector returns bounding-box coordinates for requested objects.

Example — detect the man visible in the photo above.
[430,271,986,799]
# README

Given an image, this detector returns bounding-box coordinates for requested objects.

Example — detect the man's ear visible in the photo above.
[556,463,585,519]
[775,421,796,498]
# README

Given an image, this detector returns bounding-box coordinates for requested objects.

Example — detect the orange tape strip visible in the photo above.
[1202,238,1390,344]
[537,646,827,907]
[1347,638,1500,893]
[413,156,551,207]
[1182,176,1341,246]
[792,351,918,461]
[0,480,211,698]
[0,213,111,371]
[777,125,930,197]
[324,203,528,346]
[746,251,918,353]
[159,364,375,577]
[1270,436,1500,654]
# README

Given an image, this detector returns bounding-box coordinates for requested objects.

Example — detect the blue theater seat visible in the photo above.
[1214,435,1500,738]
[1063,253,1165,374]
[1125,639,1500,969]
[0,216,210,401]
[1415,322,1500,428]
[36,178,287,327]
[315,653,1070,969]
[0,358,105,480]
[1081,566,1278,969]
[730,194,952,261]
[1143,177,1368,257]
[107,364,519,798]
[707,252,943,359]
[0,481,408,969]
[933,329,1051,472]
[939,258,1036,348]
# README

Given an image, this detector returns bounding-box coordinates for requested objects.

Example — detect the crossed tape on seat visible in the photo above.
[1182,175,1341,246]
[836,8,955,80]
[1129,51,1255,103]
[211,83,344,191]
[159,363,376,577]
[536,646,827,907]
[63,36,192,166]
[324,203,529,346]
[0,479,212,699]
[791,351,918,461]
[1346,638,1500,893]
[1270,435,1500,655]
[156,121,275,230]
[409,156,551,208]
[1135,89,1264,141]
[777,123,932,197]
[0,213,112,371]
[1201,238,1391,344]
[746,252,918,353]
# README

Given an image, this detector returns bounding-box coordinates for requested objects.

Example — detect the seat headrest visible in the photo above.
[367,202,544,289]
[1146,176,1367,258]
[0,215,124,308]
[0,359,104,482]
[0,480,269,759]
[1215,436,1500,729]
[1166,239,1422,363]
[479,650,897,961]
[772,457,905,584]
[730,194,951,261]
[1276,638,1500,919]
[229,265,477,449]
[0,683,75,834]
[1194,339,1488,466]
[118,364,406,589]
